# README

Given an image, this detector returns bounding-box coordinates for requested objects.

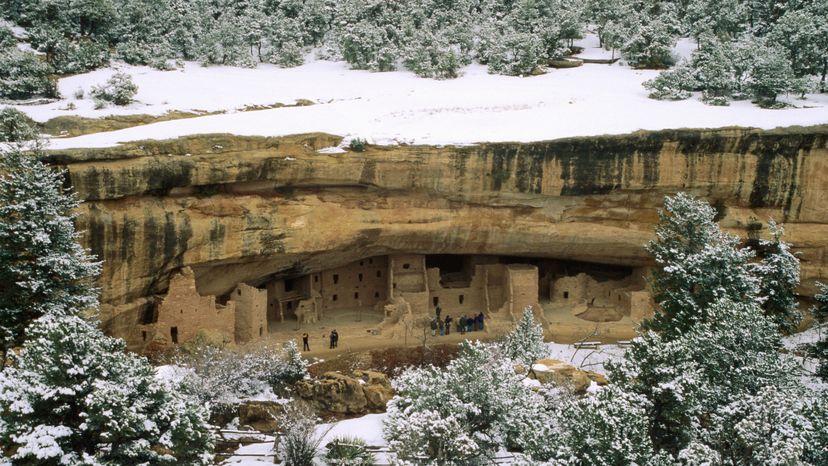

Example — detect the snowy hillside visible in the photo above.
[11,36,828,150]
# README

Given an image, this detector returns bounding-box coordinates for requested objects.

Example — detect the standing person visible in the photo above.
[438,319,445,336]
[329,330,336,349]
[467,315,473,333]
[435,304,442,320]
[459,315,466,335]
[302,332,310,351]
[333,329,339,348]
[430,318,438,336]
[477,312,485,331]
[444,315,452,335]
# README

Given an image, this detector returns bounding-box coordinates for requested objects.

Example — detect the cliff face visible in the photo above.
[44,126,828,346]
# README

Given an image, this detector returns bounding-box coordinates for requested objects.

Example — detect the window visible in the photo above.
[333,274,339,284]
[259,327,263,337]
[563,291,569,299]
[332,294,338,301]
[360,260,364,266]
[237,289,242,296]
[376,270,382,278]
[433,296,439,306]
[374,292,380,298]
[285,278,295,292]
[359,273,363,282]
[170,327,178,344]
[142,331,147,341]
[354,292,359,299]
[314,275,319,283]
[369,258,373,264]
[403,263,410,269]
[459,295,465,305]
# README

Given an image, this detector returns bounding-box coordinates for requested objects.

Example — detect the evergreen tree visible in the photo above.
[0,49,55,100]
[0,107,37,143]
[0,315,214,465]
[0,145,100,360]
[500,306,547,368]
[755,219,802,333]
[642,192,760,340]
[811,282,828,381]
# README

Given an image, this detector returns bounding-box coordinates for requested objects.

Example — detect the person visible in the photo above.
[459,315,467,335]
[444,315,452,335]
[430,318,438,336]
[329,330,337,349]
[438,319,445,336]
[302,332,310,351]
[333,329,339,348]
[466,315,473,333]
[435,304,442,320]
[477,312,485,331]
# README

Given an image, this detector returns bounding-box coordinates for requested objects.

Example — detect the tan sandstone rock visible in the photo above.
[295,370,393,415]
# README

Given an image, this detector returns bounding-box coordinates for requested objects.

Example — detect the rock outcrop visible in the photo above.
[39,126,828,349]
[294,370,393,415]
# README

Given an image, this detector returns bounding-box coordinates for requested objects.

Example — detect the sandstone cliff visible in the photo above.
[42,126,828,348]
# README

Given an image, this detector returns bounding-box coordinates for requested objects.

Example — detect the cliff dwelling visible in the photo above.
[137,253,653,349]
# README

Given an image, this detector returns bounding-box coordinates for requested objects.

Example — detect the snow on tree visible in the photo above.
[0,145,100,360]
[811,282,828,381]
[332,0,404,72]
[90,72,139,106]
[755,219,802,334]
[746,41,804,106]
[642,192,760,340]
[684,0,746,43]
[643,59,695,100]
[618,0,681,68]
[0,315,214,465]
[0,107,37,143]
[383,340,544,464]
[556,384,657,464]
[0,48,55,100]
[500,306,547,368]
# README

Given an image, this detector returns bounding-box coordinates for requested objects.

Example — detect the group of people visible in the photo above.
[430,305,485,336]
[300,330,339,352]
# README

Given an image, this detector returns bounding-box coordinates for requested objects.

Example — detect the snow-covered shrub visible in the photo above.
[746,43,802,105]
[90,72,139,106]
[0,315,214,465]
[29,30,110,74]
[349,137,367,152]
[383,341,544,464]
[402,31,466,79]
[500,306,547,368]
[644,61,694,100]
[173,340,307,415]
[620,5,680,69]
[704,385,813,464]
[324,436,375,466]
[278,402,327,466]
[0,107,37,142]
[0,144,100,356]
[481,28,546,76]
[0,49,54,100]
[0,27,15,49]
[557,384,657,464]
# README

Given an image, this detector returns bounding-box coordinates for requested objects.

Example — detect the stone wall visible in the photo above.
[231,283,268,343]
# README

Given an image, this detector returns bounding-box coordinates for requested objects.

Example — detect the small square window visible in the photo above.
[358,273,363,282]
[459,295,465,304]
[403,263,410,269]
[374,291,380,298]
[563,291,569,299]
[332,294,338,301]
[354,292,359,299]
[376,270,382,278]
[333,274,339,284]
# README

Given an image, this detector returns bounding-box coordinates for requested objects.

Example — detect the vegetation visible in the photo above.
[90,72,139,106]
[324,436,375,466]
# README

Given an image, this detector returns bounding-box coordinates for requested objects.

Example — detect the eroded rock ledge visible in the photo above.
[43,126,828,348]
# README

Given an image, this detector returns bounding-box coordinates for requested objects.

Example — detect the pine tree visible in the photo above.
[755,219,802,334]
[0,49,55,100]
[642,192,760,340]
[811,282,828,381]
[501,306,547,368]
[0,107,37,143]
[0,145,100,360]
[0,315,214,465]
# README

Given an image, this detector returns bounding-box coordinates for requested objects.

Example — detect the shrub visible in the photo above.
[278,402,328,466]
[90,72,139,106]
[0,107,37,142]
[0,49,55,100]
[348,137,367,152]
[0,27,15,48]
[324,436,375,466]
[644,62,695,100]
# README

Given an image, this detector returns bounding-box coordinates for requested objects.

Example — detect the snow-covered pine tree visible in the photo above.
[811,282,828,381]
[0,48,55,100]
[0,314,214,465]
[618,0,681,68]
[500,306,547,368]
[755,219,802,334]
[0,107,37,143]
[383,341,544,464]
[0,145,100,361]
[642,192,760,339]
[746,41,803,106]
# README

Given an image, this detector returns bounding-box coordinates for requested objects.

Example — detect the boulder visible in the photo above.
[238,400,284,433]
[529,358,594,394]
[295,370,393,415]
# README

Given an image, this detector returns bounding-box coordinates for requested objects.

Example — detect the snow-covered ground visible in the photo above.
[12,35,827,150]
